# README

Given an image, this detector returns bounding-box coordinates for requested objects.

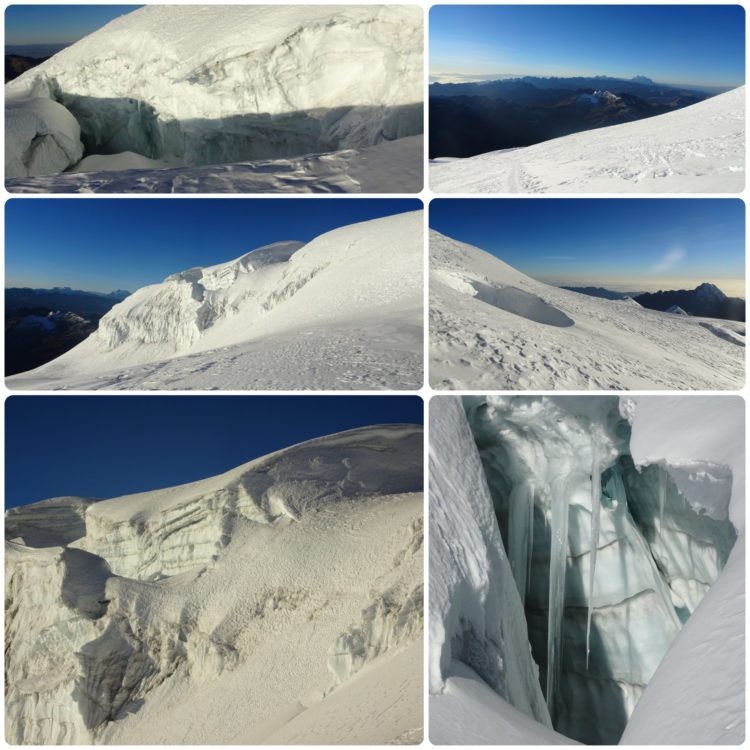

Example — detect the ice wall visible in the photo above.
[463,396,736,744]
[5,6,423,177]
[429,397,551,728]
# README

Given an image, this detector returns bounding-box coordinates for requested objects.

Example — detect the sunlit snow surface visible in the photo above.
[6,136,424,194]
[429,229,745,390]
[430,87,744,194]
[5,425,424,744]
[5,5,423,192]
[429,396,744,745]
[7,211,424,391]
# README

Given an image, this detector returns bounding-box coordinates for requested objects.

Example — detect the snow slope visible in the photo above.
[5,424,424,744]
[5,135,424,194]
[429,395,743,744]
[620,397,745,745]
[5,5,423,191]
[430,87,745,194]
[8,211,423,391]
[429,229,745,390]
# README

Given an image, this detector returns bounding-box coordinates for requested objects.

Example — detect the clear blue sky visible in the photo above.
[430,5,745,88]
[430,199,745,296]
[6,199,422,293]
[5,396,423,508]
[5,5,140,45]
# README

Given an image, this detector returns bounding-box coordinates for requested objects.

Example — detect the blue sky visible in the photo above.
[6,199,421,293]
[5,396,423,508]
[430,199,745,296]
[5,5,140,45]
[430,5,745,88]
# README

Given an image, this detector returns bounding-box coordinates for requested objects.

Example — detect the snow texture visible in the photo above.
[430,87,745,194]
[5,5,423,192]
[6,135,424,194]
[5,425,424,744]
[8,211,423,391]
[429,229,744,390]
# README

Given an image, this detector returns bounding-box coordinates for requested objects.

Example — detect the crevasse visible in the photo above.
[463,396,736,744]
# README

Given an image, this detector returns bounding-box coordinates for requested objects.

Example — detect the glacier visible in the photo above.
[5,5,423,193]
[5,425,424,744]
[430,86,745,194]
[7,210,423,391]
[430,228,745,390]
[429,395,743,745]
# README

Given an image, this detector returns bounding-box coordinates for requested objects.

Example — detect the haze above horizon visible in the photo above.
[430,5,745,90]
[430,199,745,298]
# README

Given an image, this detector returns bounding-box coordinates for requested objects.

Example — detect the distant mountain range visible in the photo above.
[634,283,745,322]
[5,287,130,376]
[429,75,711,159]
[5,45,69,82]
[563,282,745,322]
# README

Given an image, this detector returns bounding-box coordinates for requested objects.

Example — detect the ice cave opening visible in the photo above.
[463,397,737,745]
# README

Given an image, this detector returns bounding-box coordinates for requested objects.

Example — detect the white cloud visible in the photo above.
[652,248,686,272]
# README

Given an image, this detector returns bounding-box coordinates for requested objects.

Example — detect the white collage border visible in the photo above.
[1,0,748,748]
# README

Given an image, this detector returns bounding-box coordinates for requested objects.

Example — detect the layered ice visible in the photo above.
[6,5,423,179]
[429,394,743,744]
[5,425,424,744]
[7,211,423,391]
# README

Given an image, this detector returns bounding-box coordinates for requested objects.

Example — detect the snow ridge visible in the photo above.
[8,211,423,390]
[5,425,424,744]
[429,229,744,390]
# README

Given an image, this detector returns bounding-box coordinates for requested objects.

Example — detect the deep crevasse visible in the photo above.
[462,395,736,744]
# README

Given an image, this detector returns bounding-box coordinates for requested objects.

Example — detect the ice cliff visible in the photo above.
[429,395,743,744]
[5,5,423,178]
[8,210,423,391]
[5,425,424,744]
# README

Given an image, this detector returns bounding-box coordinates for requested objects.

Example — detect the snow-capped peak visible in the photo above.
[695,282,727,303]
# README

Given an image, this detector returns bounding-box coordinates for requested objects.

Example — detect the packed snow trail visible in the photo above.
[8,211,423,391]
[429,230,744,390]
[6,6,423,179]
[430,87,744,193]
[5,136,424,194]
[5,425,424,744]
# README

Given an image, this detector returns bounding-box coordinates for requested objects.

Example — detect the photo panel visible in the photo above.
[5,394,424,744]
[5,198,424,391]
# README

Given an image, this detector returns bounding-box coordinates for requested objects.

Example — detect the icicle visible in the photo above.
[508,479,533,605]
[586,454,602,670]
[546,473,570,718]
[658,469,667,526]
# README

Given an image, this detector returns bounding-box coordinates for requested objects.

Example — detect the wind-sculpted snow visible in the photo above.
[431,87,744,194]
[5,135,424,193]
[8,211,423,391]
[4,425,424,744]
[429,395,742,744]
[5,5,423,185]
[430,230,745,390]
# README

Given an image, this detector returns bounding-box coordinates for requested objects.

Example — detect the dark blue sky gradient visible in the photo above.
[430,199,745,295]
[5,5,141,45]
[6,199,422,293]
[5,396,424,508]
[431,5,745,88]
